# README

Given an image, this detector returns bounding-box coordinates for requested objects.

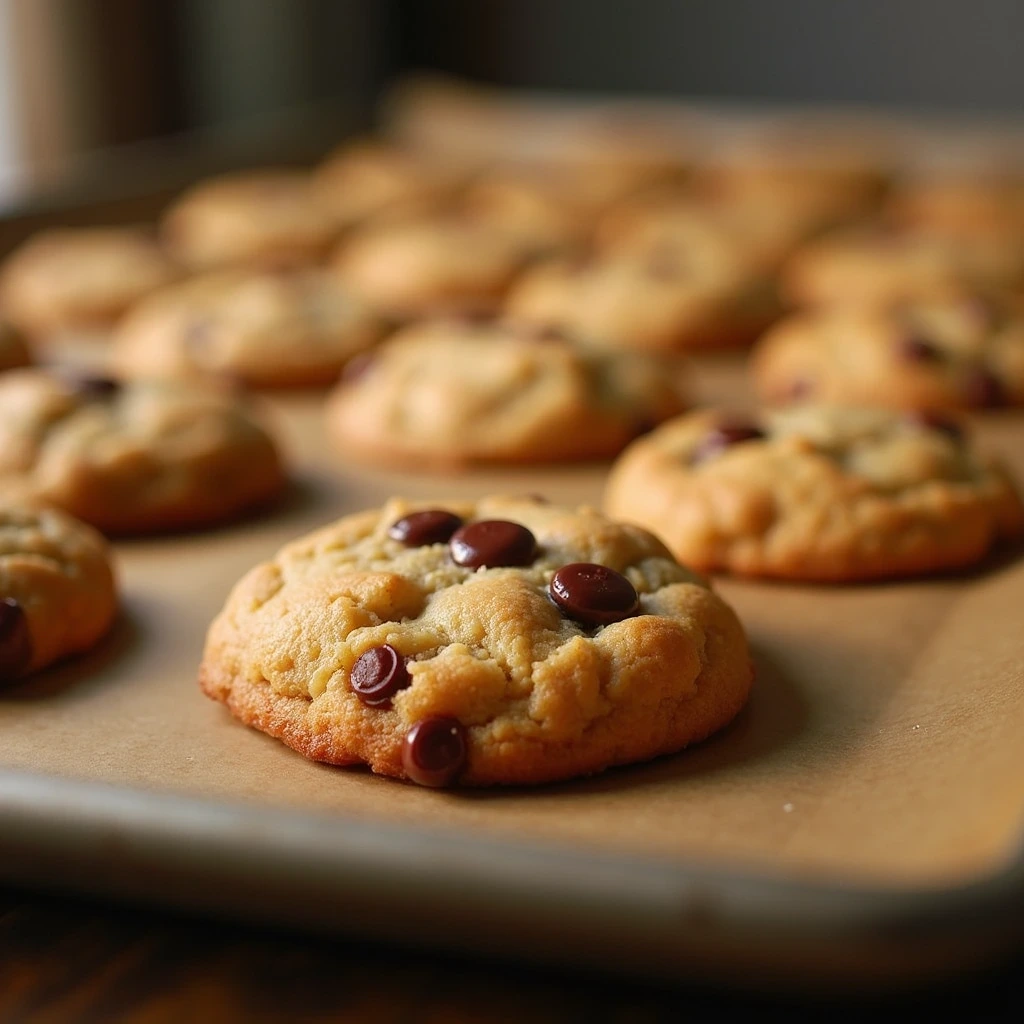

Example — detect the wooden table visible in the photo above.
[0,884,1021,1022]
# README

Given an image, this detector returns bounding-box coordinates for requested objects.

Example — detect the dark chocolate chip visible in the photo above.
[905,410,965,441]
[388,510,464,547]
[549,563,639,626]
[62,373,121,400]
[691,421,766,464]
[350,644,411,707]
[450,520,538,568]
[896,334,942,363]
[962,367,1007,409]
[0,598,32,682]
[401,716,468,787]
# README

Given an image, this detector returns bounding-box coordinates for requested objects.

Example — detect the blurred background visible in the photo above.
[1,0,1023,213]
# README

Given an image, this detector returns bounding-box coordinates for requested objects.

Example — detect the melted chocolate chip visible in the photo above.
[905,410,965,441]
[962,367,1007,408]
[550,563,639,626]
[62,373,122,400]
[897,334,942,362]
[401,716,468,787]
[350,644,410,707]
[690,421,766,464]
[388,510,464,547]
[0,598,32,682]
[450,520,537,568]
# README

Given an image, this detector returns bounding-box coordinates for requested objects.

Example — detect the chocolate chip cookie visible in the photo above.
[1,501,118,683]
[331,215,531,318]
[504,242,780,353]
[199,496,754,786]
[782,226,1024,308]
[162,170,337,271]
[325,318,689,469]
[111,269,383,388]
[0,227,177,337]
[752,291,1024,411]
[0,369,286,535]
[604,406,1024,581]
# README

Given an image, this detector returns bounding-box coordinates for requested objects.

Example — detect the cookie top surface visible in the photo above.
[111,269,382,388]
[0,319,31,372]
[1,500,118,680]
[752,291,1024,411]
[162,170,337,271]
[0,370,285,535]
[331,216,531,317]
[199,495,753,785]
[782,226,1024,308]
[504,243,779,353]
[312,140,469,228]
[885,174,1024,236]
[604,405,1024,581]
[0,227,178,336]
[325,318,689,468]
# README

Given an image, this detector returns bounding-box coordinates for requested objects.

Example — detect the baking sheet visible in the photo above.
[2,358,1024,990]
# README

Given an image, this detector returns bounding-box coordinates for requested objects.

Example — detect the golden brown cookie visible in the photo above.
[162,170,337,271]
[312,139,470,229]
[0,227,177,337]
[604,405,1024,581]
[325,318,689,469]
[0,369,286,535]
[1,501,118,683]
[782,226,1024,308]
[199,496,754,786]
[111,269,382,388]
[885,173,1024,237]
[505,241,780,353]
[332,216,531,318]
[752,290,1024,411]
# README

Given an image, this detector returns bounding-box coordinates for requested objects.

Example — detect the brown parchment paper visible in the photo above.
[3,355,1024,892]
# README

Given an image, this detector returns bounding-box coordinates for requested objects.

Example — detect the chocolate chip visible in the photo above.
[691,421,766,464]
[401,716,468,787]
[905,410,965,441]
[897,334,942,362]
[962,367,1007,408]
[61,373,121,400]
[388,509,464,547]
[350,644,411,707]
[0,598,32,682]
[450,520,538,568]
[550,563,639,626]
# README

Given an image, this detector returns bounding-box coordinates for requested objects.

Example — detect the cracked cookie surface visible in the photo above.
[604,405,1024,581]
[199,496,753,785]
[0,501,117,681]
[0,369,286,535]
[325,318,689,469]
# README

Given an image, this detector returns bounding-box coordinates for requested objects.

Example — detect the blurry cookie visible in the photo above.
[312,139,470,229]
[782,226,1024,308]
[1,319,31,372]
[1,501,118,683]
[199,495,754,786]
[0,227,177,337]
[325,318,689,469]
[162,170,336,271]
[752,291,1024,410]
[604,405,1024,581]
[505,241,780,353]
[0,369,285,535]
[332,216,530,318]
[885,173,1024,237]
[112,269,382,388]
